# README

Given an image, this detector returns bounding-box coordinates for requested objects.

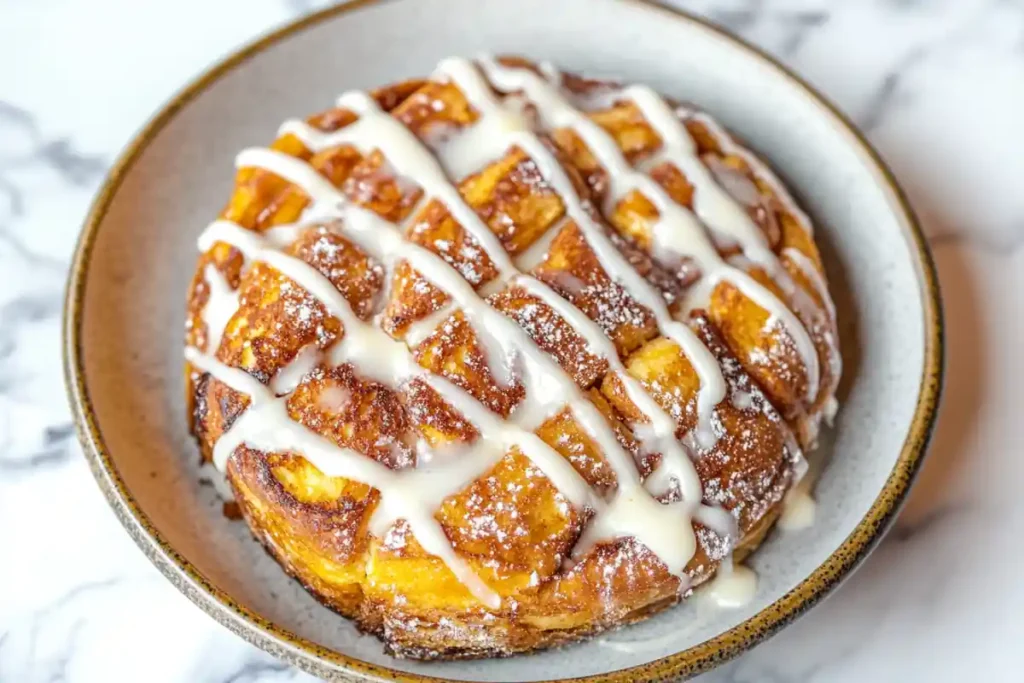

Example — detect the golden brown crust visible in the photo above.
[185,57,836,659]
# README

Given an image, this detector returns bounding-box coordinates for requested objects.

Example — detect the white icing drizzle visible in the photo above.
[824,395,839,426]
[403,303,455,346]
[704,563,758,608]
[687,113,842,400]
[475,58,820,403]
[687,111,816,238]
[201,219,419,387]
[625,84,777,266]
[681,108,843,406]
[778,486,817,531]
[199,264,238,352]
[777,248,842,394]
[783,247,837,320]
[185,56,835,608]
[263,222,307,248]
[236,148,343,203]
[432,94,535,181]
[269,344,320,396]
[284,91,521,284]
[705,155,762,207]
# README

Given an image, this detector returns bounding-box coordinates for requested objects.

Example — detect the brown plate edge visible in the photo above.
[61,0,945,681]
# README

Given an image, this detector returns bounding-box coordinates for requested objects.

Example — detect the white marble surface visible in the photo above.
[0,0,1020,680]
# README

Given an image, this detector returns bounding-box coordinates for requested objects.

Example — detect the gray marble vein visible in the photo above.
[0,100,108,185]
[0,422,75,473]
[858,45,928,133]
[707,1,765,34]
[777,11,829,56]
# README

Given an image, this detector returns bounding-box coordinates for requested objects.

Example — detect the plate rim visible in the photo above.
[62,0,945,680]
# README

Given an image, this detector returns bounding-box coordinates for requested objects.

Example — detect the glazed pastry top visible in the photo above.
[186,56,840,609]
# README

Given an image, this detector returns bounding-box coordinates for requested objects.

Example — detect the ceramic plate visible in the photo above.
[63,0,943,680]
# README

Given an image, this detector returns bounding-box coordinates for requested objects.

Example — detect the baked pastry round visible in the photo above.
[185,55,840,659]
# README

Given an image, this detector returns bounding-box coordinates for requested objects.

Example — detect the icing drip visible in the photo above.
[776,250,843,394]
[778,486,817,531]
[704,563,758,608]
[824,396,839,426]
[199,264,238,352]
[187,56,833,608]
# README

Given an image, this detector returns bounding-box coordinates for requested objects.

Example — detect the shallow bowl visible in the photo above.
[63,0,943,680]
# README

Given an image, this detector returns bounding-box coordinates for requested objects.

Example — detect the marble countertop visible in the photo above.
[1,0,1021,680]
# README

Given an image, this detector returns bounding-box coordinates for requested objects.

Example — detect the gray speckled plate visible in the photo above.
[63,0,943,680]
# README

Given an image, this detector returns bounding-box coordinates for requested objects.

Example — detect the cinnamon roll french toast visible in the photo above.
[185,56,840,659]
